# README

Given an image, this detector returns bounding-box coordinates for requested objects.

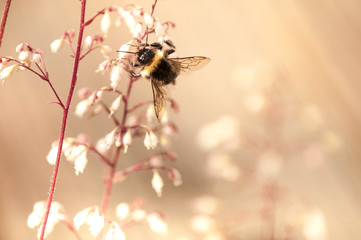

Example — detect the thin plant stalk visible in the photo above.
[0,0,12,48]
[39,1,87,239]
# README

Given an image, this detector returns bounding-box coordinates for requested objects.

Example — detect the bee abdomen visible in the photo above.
[153,59,180,84]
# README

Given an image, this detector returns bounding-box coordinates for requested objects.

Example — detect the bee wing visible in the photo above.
[169,56,211,75]
[151,79,167,122]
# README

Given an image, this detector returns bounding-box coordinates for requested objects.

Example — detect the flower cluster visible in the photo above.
[0,43,49,84]
[27,199,168,240]
[0,2,183,239]
[27,201,66,239]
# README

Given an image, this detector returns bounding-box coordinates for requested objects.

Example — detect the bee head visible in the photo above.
[137,48,156,65]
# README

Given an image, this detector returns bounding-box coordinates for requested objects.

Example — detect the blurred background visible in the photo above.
[1,0,361,239]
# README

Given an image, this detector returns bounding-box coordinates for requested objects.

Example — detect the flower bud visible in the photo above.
[144,130,158,150]
[109,95,122,117]
[123,130,132,153]
[50,39,64,53]
[0,64,18,83]
[151,170,163,197]
[101,10,111,36]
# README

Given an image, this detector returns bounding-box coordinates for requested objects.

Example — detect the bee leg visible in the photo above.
[130,71,141,77]
[164,40,176,49]
[121,66,141,77]
[150,42,163,49]
[121,58,140,68]
[165,49,175,57]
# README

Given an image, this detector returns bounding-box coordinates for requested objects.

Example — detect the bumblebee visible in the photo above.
[121,40,210,122]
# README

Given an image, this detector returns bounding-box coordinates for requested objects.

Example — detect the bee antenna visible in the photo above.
[116,50,137,54]
[145,27,149,47]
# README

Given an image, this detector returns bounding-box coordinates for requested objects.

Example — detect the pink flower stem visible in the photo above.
[101,146,121,215]
[100,76,136,216]
[127,99,153,113]
[2,57,64,108]
[0,0,11,48]
[150,0,158,16]
[39,1,87,240]
[83,6,118,27]
[99,100,120,126]
[60,219,83,240]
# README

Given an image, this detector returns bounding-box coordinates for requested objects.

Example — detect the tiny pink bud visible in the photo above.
[170,99,179,112]
[149,155,163,167]
[162,123,178,136]
[77,88,91,100]
[15,43,25,53]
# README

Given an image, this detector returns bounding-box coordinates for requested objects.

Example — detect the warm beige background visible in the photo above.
[1,0,361,239]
